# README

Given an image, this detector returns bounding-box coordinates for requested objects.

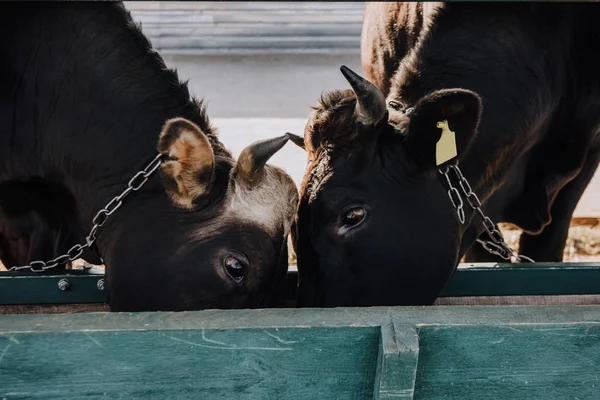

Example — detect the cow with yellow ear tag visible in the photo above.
[289,1,600,308]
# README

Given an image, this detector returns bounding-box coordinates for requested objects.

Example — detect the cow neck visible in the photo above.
[391,94,544,253]
[385,2,562,246]
[391,97,537,255]
[5,4,229,257]
[53,94,225,256]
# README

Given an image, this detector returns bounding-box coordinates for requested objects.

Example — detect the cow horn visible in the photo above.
[340,65,386,126]
[285,132,306,150]
[236,135,289,188]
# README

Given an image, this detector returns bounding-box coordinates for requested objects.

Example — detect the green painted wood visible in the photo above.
[374,323,419,399]
[0,269,106,305]
[1,262,599,306]
[0,327,380,399]
[0,303,109,315]
[1,306,600,398]
[435,294,600,306]
[414,324,600,400]
[439,262,600,297]
[3,306,599,334]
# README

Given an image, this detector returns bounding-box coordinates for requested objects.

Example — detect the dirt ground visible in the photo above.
[1,219,599,271]
[497,219,600,263]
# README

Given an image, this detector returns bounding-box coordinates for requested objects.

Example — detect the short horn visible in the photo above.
[285,132,306,150]
[340,65,387,126]
[236,135,289,188]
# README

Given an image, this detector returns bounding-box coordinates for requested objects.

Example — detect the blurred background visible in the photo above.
[124,1,365,188]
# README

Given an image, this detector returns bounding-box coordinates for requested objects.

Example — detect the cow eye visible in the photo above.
[223,255,247,282]
[341,207,366,229]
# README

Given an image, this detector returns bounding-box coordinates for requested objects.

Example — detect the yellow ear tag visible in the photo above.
[435,120,458,166]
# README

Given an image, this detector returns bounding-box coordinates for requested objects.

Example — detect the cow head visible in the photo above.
[289,66,482,307]
[105,117,298,311]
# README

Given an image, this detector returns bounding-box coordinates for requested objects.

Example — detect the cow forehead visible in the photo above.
[301,136,372,206]
[229,165,298,238]
[301,91,368,205]
[182,165,297,251]
[301,147,334,205]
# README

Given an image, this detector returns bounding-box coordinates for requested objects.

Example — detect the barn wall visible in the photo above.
[124,1,365,54]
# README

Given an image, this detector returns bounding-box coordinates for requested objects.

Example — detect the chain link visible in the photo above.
[6,152,535,270]
[439,165,465,224]
[438,160,534,263]
[8,154,166,272]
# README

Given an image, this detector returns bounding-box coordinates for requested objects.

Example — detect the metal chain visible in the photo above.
[438,164,465,224]
[8,154,166,272]
[439,160,534,263]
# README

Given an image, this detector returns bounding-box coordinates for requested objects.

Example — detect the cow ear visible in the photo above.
[401,89,482,168]
[157,117,215,209]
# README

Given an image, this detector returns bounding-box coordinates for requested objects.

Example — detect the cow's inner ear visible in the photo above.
[157,117,215,209]
[401,89,483,168]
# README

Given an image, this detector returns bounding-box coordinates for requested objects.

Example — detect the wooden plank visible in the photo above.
[1,306,600,333]
[0,327,380,399]
[0,270,106,305]
[439,262,600,297]
[0,303,109,314]
[375,323,420,399]
[435,294,600,306]
[414,324,600,399]
[2,263,600,307]
[1,307,600,398]
[286,262,600,300]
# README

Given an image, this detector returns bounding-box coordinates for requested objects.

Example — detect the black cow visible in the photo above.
[288,2,600,307]
[0,2,299,311]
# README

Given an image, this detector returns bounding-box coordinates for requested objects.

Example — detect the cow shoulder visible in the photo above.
[361,2,443,96]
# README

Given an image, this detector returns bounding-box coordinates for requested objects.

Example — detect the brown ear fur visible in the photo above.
[157,117,215,209]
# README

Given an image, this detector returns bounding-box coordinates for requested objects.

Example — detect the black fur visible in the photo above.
[294,2,600,307]
[0,2,294,311]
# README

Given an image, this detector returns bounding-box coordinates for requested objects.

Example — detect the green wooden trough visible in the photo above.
[2,263,600,307]
[1,263,600,399]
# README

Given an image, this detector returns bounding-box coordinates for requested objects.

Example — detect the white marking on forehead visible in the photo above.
[229,166,298,238]
[183,165,298,248]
